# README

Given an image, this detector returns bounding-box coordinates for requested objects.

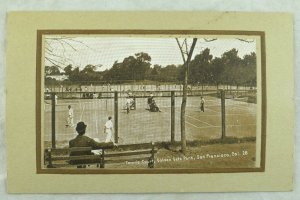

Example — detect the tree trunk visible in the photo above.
[181,63,188,153]
[177,38,197,154]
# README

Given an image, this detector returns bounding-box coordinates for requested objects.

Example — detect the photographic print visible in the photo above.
[38,31,265,173]
[7,12,294,193]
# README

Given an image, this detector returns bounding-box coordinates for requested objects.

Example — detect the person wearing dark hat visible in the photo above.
[69,121,114,164]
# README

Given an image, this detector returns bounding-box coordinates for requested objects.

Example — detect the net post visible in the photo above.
[51,92,56,148]
[114,91,118,143]
[133,96,136,110]
[171,91,175,144]
[220,89,226,140]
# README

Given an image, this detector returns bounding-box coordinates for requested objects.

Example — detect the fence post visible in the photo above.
[171,91,175,144]
[100,149,105,168]
[51,93,56,148]
[220,90,226,140]
[148,142,155,168]
[133,96,136,110]
[114,91,118,143]
[47,150,54,168]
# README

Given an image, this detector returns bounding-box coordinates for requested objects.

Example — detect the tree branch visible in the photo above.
[175,38,186,63]
[184,39,189,56]
[60,39,77,51]
[45,47,53,53]
[66,38,96,52]
[186,38,198,63]
[204,38,217,42]
[236,38,254,43]
[45,57,65,69]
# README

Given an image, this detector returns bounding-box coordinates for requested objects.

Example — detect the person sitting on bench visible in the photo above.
[69,121,114,165]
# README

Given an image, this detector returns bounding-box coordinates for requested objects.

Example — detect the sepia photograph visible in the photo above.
[6,11,295,194]
[39,31,265,173]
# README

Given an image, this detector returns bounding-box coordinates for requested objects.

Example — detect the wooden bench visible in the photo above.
[44,142,157,168]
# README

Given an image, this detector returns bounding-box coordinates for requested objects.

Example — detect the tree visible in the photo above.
[45,66,61,75]
[189,48,213,84]
[241,52,256,86]
[210,57,224,87]
[134,52,151,80]
[69,67,80,82]
[135,52,151,62]
[176,38,198,154]
[149,64,162,81]
[102,52,152,83]
[160,65,179,82]
[64,64,73,76]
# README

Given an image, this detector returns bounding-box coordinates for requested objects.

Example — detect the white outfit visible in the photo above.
[200,98,205,112]
[126,98,132,107]
[104,119,114,143]
[67,108,74,127]
[201,98,205,104]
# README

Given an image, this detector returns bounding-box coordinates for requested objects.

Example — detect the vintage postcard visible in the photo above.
[39,31,264,173]
[6,12,294,193]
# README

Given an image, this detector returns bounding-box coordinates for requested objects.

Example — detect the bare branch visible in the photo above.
[176,38,186,63]
[60,39,77,51]
[65,38,96,52]
[45,47,53,53]
[45,57,62,68]
[184,39,189,56]
[204,38,217,42]
[236,38,254,43]
[45,51,74,62]
[45,57,65,69]
[56,39,66,52]
[186,38,198,63]
[47,36,96,52]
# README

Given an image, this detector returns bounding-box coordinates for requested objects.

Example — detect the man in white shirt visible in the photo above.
[200,96,205,112]
[66,105,74,127]
[126,97,132,114]
[104,116,114,143]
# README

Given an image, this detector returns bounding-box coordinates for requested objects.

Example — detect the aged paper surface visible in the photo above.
[6,12,294,193]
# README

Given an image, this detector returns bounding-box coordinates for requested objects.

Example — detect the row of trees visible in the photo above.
[45,48,256,87]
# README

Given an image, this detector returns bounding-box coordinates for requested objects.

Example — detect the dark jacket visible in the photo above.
[69,135,113,164]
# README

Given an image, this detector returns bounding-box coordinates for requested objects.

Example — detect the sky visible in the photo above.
[44,36,257,71]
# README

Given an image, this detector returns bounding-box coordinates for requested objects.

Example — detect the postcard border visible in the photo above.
[36,30,266,174]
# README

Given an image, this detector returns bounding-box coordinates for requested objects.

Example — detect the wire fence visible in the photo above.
[43,88,256,148]
[45,83,256,94]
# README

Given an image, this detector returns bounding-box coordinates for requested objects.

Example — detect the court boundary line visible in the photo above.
[186,123,256,129]
[175,110,215,127]
[185,121,201,128]
[80,104,85,121]
[184,112,214,126]
[186,112,256,117]
[229,105,255,111]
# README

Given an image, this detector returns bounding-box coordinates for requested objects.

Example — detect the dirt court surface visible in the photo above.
[43,95,256,146]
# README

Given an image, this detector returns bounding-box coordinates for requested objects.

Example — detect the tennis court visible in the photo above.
[43,92,256,146]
